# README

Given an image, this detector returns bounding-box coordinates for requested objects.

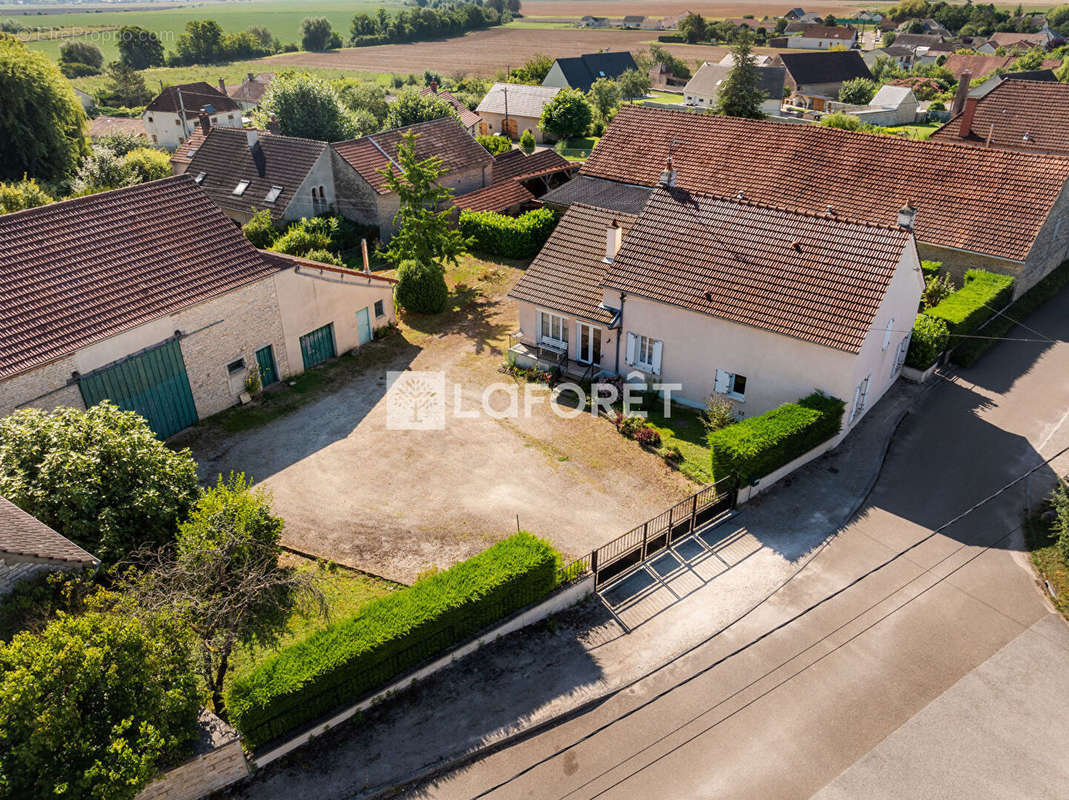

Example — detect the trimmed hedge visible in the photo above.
[709,392,845,482]
[925,269,1014,338]
[226,532,560,747]
[951,259,1069,367]
[904,314,950,370]
[458,208,558,259]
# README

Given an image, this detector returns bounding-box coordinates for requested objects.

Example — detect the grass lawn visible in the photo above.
[882,122,941,140]
[641,401,712,484]
[641,90,685,105]
[1023,507,1069,620]
[227,552,399,686]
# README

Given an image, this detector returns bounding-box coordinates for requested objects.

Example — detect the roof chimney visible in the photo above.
[950,69,971,116]
[959,96,979,139]
[246,129,260,149]
[429,79,439,94]
[659,156,676,188]
[604,219,623,263]
[897,202,917,230]
[218,77,226,94]
[198,110,211,135]
[248,72,255,82]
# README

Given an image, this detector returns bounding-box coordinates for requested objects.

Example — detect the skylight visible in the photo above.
[232,180,250,196]
[193,172,206,184]
[264,185,283,203]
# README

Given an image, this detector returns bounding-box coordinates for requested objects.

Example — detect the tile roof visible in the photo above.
[800,24,856,39]
[986,31,1050,48]
[579,105,1069,262]
[550,51,639,93]
[332,117,492,195]
[0,497,97,566]
[892,33,951,48]
[170,127,206,172]
[454,150,576,212]
[477,83,561,119]
[88,115,148,139]
[420,87,482,129]
[929,79,1069,155]
[776,50,873,86]
[684,63,786,100]
[228,72,274,104]
[942,54,1015,80]
[453,179,534,212]
[491,148,575,182]
[540,174,652,214]
[145,82,241,119]
[0,177,280,379]
[604,187,913,353]
[183,127,328,220]
[509,203,638,324]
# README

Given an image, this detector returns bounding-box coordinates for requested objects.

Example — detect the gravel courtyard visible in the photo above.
[181,258,693,583]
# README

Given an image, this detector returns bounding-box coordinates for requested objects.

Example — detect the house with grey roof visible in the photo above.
[683,62,786,115]
[827,84,919,125]
[476,83,561,143]
[142,82,243,149]
[542,52,639,93]
[0,497,97,596]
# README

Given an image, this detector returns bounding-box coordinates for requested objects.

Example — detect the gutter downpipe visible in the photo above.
[613,293,626,375]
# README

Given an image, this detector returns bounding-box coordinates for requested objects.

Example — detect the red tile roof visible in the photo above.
[0,177,280,379]
[604,187,914,352]
[0,496,97,566]
[800,24,856,39]
[145,82,241,119]
[941,54,1015,80]
[509,203,636,324]
[87,115,148,139]
[453,179,534,212]
[228,72,274,104]
[170,127,206,172]
[581,105,1069,262]
[420,86,482,129]
[492,148,576,182]
[929,79,1069,155]
[332,117,492,195]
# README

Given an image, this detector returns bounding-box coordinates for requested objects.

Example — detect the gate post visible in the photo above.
[641,521,648,558]
[688,494,698,534]
[590,548,599,587]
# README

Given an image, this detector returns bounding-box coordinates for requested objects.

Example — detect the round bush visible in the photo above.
[905,314,950,370]
[396,259,448,314]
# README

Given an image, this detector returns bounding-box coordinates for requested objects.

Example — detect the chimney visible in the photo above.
[247,72,255,82]
[959,96,978,139]
[361,238,370,274]
[429,80,439,94]
[198,110,211,135]
[246,129,259,149]
[897,202,917,230]
[266,116,281,135]
[950,70,971,116]
[218,77,226,94]
[659,156,676,188]
[604,219,622,263]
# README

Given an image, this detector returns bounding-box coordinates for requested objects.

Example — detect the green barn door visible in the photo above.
[78,338,198,438]
[299,323,336,370]
[255,345,279,385]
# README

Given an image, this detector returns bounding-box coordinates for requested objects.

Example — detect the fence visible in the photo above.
[558,475,738,589]
[556,146,594,159]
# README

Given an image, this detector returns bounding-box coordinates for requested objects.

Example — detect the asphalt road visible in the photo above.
[404,287,1069,799]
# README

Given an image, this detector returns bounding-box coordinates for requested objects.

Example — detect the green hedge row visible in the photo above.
[925,269,1014,338]
[459,208,558,259]
[951,259,1069,367]
[226,532,561,748]
[904,314,950,370]
[709,392,845,483]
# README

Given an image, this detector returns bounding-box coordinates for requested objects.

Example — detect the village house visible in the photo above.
[775,50,874,110]
[142,82,243,149]
[0,497,98,597]
[421,82,482,136]
[980,30,1060,53]
[542,51,639,93]
[226,72,274,111]
[683,62,786,115]
[0,177,396,439]
[331,117,493,241]
[621,15,645,28]
[828,84,919,126]
[509,185,924,424]
[787,24,858,49]
[540,105,1069,295]
[476,83,561,142]
[453,148,576,214]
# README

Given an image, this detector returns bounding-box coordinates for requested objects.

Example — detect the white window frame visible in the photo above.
[626,332,662,375]
[714,368,747,401]
[882,318,894,351]
[538,310,569,350]
[232,179,250,196]
[576,322,601,365]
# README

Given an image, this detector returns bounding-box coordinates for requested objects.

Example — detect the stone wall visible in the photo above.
[135,711,249,800]
[329,149,382,230]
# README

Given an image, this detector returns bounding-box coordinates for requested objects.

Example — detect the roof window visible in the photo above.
[264,185,283,203]
[193,172,206,184]
[232,180,250,196]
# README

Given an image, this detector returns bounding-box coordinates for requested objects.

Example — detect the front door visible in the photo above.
[255,345,279,385]
[502,117,518,139]
[356,307,372,346]
[577,323,602,365]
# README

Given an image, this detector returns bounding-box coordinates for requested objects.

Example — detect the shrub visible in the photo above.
[302,248,344,265]
[921,272,955,310]
[819,111,863,130]
[614,413,645,439]
[243,208,277,248]
[1054,482,1069,565]
[60,61,100,78]
[905,314,950,369]
[838,77,878,104]
[634,426,661,448]
[702,394,739,433]
[477,134,511,154]
[709,392,845,482]
[225,532,560,747]
[122,146,171,182]
[920,259,943,281]
[0,176,53,213]
[519,128,536,154]
[396,259,449,314]
[925,270,1015,365]
[458,207,558,259]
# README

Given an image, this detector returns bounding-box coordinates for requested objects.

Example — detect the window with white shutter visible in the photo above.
[882,318,894,351]
[714,369,747,400]
[632,335,660,373]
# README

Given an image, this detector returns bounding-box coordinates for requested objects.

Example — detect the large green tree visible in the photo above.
[0,35,87,183]
[716,30,767,119]
[384,85,459,129]
[617,67,651,101]
[538,88,593,141]
[838,77,879,105]
[299,16,342,51]
[0,403,200,564]
[117,25,165,69]
[379,130,470,267]
[59,40,103,70]
[587,77,621,121]
[98,61,153,107]
[171,18,224,64]
[0,611,200,800]
[679,11,708,43]
[258,71,361,140]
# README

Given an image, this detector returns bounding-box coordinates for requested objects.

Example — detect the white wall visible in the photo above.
[284,150,339,222]
[143,110,242,150]
[542,62,571,90]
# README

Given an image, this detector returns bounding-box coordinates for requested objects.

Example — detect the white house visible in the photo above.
[142,82,243,150]
[787,24,858,49]
[683,62,786,115]
[476,83,561,142]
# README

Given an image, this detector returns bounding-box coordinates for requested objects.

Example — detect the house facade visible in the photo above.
[787,24,858,49]
[0,178,396,439]
[476,83,561,142]
[775,51,874,110]
[683,62,786,115]
[142,82,243,149]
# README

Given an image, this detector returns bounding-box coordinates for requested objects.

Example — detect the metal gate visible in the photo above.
[299,323,336,370]
[78,338,198,438]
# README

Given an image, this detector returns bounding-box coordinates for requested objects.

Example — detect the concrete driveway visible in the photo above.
[184,260,693,583]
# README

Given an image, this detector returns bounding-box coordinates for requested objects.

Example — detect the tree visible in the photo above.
[396,259,450,314]
[124,473,321,719]
[0,176,53,213]
[116,25,165,69]
[384,85,459,129]
[0,35,87,183]
[258,71,360,140]
[242,208,277,248]
[716,30,767,119]
[245,25,279,53]
[509,52,554,83]
[617,67,651,100]
[92,130,147,156]
[519,128,535,154]
[587,77,621,120]
[299,16,342,51]
[338,81,390,126]
[538,88,592,141]
[99,61,153,107]
[0,403,200,564]
[379,130,470,267]
[71,145,136,194]
[679,11,708,43]
[0,611,200,800]
[820,111,864,130]
[171,18,224,65]
[642,44,692,80]
[838,77,879,104]
[123,147,171,182]
[59,40,103,70]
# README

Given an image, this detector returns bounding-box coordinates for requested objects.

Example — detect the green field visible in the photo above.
[10,0,401,62]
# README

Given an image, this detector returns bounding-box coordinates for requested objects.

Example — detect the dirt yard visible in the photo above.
[180,257,694,584]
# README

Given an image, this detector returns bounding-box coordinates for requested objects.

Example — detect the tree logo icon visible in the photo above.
[386,370,446,430]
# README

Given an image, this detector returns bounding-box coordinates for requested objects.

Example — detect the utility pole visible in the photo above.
[176,87,190,141]
[503,84,509,139]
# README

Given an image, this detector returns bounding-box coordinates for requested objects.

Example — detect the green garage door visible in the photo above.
[78,338,198,438]
[299,323,336,370]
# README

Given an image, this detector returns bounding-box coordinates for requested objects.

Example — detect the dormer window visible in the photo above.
[264,185,283,203]
[194,172,206,184]
[232,180,250,196]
